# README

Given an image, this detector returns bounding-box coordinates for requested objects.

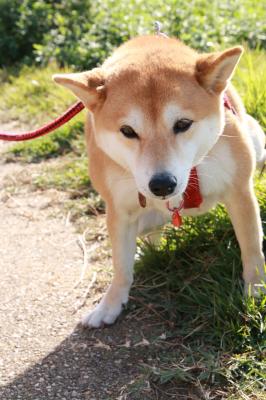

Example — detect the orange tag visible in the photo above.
[172,209,182,227]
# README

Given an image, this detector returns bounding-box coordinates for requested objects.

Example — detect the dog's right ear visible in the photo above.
[53,68,105,111]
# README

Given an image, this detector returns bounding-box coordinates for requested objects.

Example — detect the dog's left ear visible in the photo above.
[196,46,243,94]
[53,68,105,111]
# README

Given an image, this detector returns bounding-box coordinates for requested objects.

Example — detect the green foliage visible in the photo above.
[0,0,266,68]
[0,0,21,65]
[0,0,56,66]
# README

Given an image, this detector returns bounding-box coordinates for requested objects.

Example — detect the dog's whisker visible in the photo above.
[109,175,134,185]
[220,134,237,138]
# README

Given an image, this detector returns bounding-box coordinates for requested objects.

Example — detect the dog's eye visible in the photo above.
[173,119,193,134]
[120,125,139,139]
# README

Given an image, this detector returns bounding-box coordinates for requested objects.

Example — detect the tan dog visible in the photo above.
[54,35,266,328]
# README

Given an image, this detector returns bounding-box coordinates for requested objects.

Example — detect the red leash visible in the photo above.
[0,101,84,142]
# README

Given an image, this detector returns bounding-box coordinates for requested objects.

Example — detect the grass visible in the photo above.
[130,191,266,398]
[0,63,74,125]
[5,120,84,162]
[234,49,266,130]
[0,48,265,399]
[33,156,90,192]
[0,63,85,163]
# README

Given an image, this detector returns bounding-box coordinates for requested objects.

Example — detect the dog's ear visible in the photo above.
[196,47,243,94]
[53,68,105,111]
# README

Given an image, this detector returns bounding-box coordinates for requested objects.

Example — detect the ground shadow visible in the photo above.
[0,312,205,400]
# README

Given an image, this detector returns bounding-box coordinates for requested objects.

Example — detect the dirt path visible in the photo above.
[0,140,185,400]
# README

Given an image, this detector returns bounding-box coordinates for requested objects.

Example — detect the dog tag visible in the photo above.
[172,209,182,227]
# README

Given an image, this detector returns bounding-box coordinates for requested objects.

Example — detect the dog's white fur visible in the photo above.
[53,35,266,328]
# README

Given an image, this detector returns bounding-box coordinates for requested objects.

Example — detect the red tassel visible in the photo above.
[172,209,182,227]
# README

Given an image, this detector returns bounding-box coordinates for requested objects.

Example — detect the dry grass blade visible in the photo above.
[73,271,98,313]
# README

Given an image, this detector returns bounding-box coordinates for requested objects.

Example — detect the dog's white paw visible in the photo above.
[81,298,124,328]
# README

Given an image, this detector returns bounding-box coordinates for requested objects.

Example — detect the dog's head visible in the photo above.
[54,36,242,200]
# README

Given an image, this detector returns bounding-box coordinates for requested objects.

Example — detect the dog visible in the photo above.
[53,35,266,328]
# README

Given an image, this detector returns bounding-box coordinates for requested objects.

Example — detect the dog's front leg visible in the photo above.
[82,206,137,328]
[224,185,265,295]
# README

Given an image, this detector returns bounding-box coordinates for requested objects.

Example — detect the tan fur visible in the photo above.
[54,35,265,328]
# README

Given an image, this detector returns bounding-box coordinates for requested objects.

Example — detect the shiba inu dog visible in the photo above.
[53,35,266,328]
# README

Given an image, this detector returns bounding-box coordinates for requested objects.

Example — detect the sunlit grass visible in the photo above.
[0,63,75,125]
[234,49,266,130]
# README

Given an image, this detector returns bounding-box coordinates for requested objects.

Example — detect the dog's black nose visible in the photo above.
[149,173,177,197]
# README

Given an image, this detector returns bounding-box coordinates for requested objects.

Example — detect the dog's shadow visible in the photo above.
[0,317,157,400]
[4,296,207,400]
[0,313,168,400]
[0,307,211,400]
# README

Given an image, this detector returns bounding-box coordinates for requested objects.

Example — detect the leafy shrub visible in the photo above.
[32,0,266,69]
[0,0,266,68]
[0,0,55,66]
[0,0,21,65]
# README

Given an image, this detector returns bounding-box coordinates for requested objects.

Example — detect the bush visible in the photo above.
[0,0,266,68]
[0,0,53,66]
[28,0,266,69]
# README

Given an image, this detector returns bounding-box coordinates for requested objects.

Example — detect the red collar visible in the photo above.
[166,93,236,227]
[223,93,237,115]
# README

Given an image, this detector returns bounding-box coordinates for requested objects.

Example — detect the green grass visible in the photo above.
[234,50,266,130]
[0,63,86,164]
[130,191,266,398]
[5,120,84,162]
[33,156,90,192]
[0,63,74,124]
